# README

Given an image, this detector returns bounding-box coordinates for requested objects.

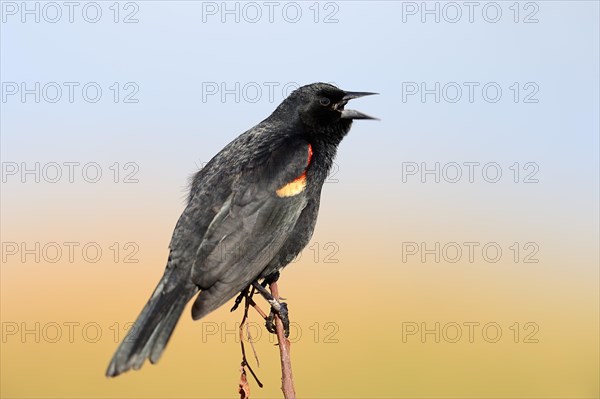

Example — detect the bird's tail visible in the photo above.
[106,270,198,377]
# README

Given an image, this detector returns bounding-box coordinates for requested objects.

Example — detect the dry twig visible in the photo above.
[269,281,296,398]
[235,281,296,398]
[238,287,263,397]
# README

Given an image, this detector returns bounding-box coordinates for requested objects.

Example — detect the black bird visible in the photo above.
[106,82,377,377]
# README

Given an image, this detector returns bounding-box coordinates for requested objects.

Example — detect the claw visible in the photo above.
[265,312,277,334]
[230,288,248,312]
[230,300,242,312]
[263,301,290,337]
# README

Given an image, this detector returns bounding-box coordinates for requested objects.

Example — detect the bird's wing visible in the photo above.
[189,138,313,319]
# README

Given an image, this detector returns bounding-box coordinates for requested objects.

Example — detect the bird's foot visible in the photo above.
[251,279,290,337]
[266,300,289,337]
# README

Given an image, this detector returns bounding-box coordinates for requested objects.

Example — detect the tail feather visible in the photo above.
[106,275,197,377]
[149,300,188,363]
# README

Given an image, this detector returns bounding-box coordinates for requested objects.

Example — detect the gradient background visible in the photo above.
[1,1,599,398]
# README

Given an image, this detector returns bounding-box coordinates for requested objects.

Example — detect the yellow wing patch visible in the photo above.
[275,144,313,198]
[276,174,307,198]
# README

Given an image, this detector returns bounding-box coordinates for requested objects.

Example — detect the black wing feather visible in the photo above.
[189,139,311,319]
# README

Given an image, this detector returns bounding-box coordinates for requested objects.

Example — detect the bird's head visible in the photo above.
[282,83,378,131]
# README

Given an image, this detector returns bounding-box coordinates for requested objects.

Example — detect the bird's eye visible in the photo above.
[319,97,331,106]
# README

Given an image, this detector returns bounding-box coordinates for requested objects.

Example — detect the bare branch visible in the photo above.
[269,281,296,399]
[235,281,296,398]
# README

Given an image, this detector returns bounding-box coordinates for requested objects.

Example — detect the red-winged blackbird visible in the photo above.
[106,82,377,377]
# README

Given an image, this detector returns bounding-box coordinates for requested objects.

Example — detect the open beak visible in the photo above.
[339,91,379,120]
